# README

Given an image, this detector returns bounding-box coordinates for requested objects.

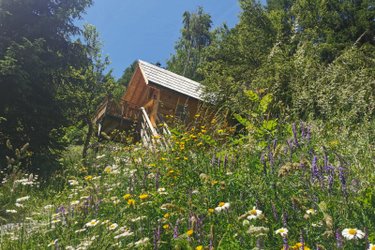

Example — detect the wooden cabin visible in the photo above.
[93,60,205,144]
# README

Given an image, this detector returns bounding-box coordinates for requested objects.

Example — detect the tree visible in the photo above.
[58,24,123,159]
[167,7,213,81]
[0,0,92,173]
[117,60,137,87]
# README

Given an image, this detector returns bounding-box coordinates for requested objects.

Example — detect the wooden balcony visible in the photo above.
[93,98,141,124]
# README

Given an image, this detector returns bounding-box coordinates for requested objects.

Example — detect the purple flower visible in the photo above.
[271,202,279,220]
[338,165,347,197]
[282,211,288,227]
[283,236,289,250]
[336,229,343,249]
[311,155,320,182]
[173,219,179,238]
[292,123,299,147]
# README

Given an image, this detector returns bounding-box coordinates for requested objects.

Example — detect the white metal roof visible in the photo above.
[138,60,204,101]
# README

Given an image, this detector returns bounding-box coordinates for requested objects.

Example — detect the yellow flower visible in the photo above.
[84,175,93,181]
[123,194,132,200]
[139,194,149,200]
[186,229,194,237]
[161,157,167,161]
[163,213,170,219]
[196,246,203,250]
[197,142,203,146]
[104,166,111,173]
[292,243,311,250]
[217,129,224,134]
[208,208,215,214]
[148,163,156,167]
[127,199,136,206]
[218,202,225,207]
[163,224,170,230]
[201,129,207,133]
[183,157,188,161]
[195,114,201,118]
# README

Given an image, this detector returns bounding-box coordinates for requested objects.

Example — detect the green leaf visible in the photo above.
[259,94,273,113]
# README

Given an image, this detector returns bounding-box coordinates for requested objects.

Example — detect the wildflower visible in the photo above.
[148,163,156,167]
[6,209,17,214]
[16,196,30,202]
[101,220,110,225]
[127,199,136,206]
[186,229,194,237]
[134,237,150,246]
[291,242,311,250]
[47,239,58,247]
[139,193,149,200]
[248,225,269,235]
[163,213,170,219]
[368,244,375,250]
[131,216,147,222]
[114,230,134,239]
[275,228,288,237]
[84,175,93,181]
[157,187,168,195]
[123,194,132,200]
[85,219,100,227]
[96,154,106,159]
[208,208,215,214]
[15,203,24,208]
[306,208,316,215]
[108,223,118,230]
[71,200,80,206]
[104,166,112,173]
[215,202,230,213]
[247,206,262,220]
[196,246,203,250]
[68,180,79,186]
[342,228,365,240]
[163,224,170,230]
[75,228,87,233]
[51,219,61,224]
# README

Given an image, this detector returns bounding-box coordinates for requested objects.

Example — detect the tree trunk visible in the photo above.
[82,117,93,159]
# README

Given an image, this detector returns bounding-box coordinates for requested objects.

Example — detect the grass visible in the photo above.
[0,119,374,249]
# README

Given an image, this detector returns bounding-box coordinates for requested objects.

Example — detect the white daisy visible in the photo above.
[114,230,134,239]
[108,223,118,230]
[247,206,262,220]
[275,227,288,237]
[342,228,365,240]
[306,208,316,215]
[215,202,230,213]
[85,219,100,227]
[16,196,30,202]
[6,209,17,214]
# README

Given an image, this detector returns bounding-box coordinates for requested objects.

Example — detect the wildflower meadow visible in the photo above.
[0,114,374,249]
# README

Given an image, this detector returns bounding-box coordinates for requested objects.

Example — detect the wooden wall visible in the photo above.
[120,65,203,125]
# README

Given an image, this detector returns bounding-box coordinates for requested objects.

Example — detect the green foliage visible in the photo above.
[117,60,137,87]
[0,0,93,173]
[167,7,213,81]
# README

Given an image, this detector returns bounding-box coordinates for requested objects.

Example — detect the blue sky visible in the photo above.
[79,1,263,79]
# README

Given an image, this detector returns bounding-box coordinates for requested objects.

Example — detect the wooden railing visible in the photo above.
[93,98,140,124]
[139,107,171,151]
[94,97,171,151]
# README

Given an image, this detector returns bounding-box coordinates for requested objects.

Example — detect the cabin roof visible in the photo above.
[138,60,204,101]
